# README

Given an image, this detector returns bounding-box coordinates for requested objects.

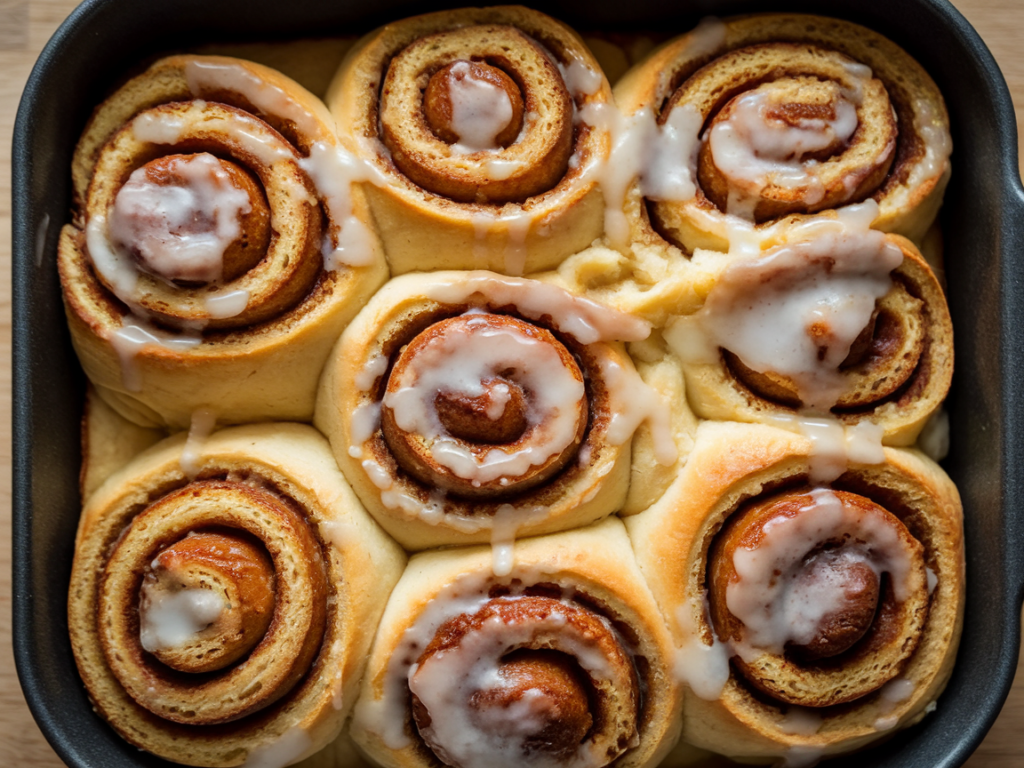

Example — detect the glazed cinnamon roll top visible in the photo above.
[613,13,951,254]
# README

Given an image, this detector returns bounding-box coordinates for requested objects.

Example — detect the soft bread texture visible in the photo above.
[314,271,667,551]
[326,5,612,275]
[613,14,951,256]
[59,54,388,430]
[68,423,406,767]
[625,421,964,764]
[350,517,682,768]
[80,384,165,501]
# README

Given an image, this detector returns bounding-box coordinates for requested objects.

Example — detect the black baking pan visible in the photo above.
[12,0,1024,766]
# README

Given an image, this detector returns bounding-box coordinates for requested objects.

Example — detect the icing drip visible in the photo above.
[423,273,651,344]
[180,408,217,479]
[708,86,860,218]
[240,727,313,768]
[666,202,899,480]
[109,153,251,283]
[673,603,731,701]
[383,314,586,484]
[407,610,615,768]
[139,585,226,653]
[109,318,201,392]
[356,571,633,768]
[185,60,381,270]
[872,677,916,730]
[725,488,914,661]
[691,227,902,411]
[576,102,702,249]
[446,61,516,152]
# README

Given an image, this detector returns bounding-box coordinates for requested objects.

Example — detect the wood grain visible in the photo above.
[1,0,1021,765]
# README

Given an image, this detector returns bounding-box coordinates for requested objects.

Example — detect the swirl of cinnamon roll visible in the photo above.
[350,518,681,768]
[67,424,406,767]
[326,6,612,276]
[314,271,680,552]
[612,14,951,255]
[665,208,953,447]
[58,54,387,429]
[625,421,964,763]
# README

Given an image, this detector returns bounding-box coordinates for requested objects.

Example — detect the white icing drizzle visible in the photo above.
[690,225,903,411]
[109,153,251,284]
[241,726,313,768]
[926,566,938,595]
[408,610,615,768]
[356,352,389,392]
[872,677,916,730]
[777,707,823,737]
[423,273,651,345]
[726,488,914,661]
[205,289,251,319]
[108,318,202,392]
[906,98,953,192]
[186,59,323,140]
[597,355,678,466]
[186,60,381,270]
[672,602,731,701]
[708,86,861,218]
[348,402,382,459]
[559,56,604,98]
[489,503,550,577]
[446,61,515,153]
[297,141,381,269]
[666,202,898,481]
[139,584,226,653]
[384,315,586,484]
[355,569,624,768]
[179,408,217,479]
[576,101,702,249]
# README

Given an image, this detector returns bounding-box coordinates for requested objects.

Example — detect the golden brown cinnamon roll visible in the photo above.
[59,54,387,429]
[612,14,951,256]
[68,423,406,767]
[665,213,953,449]
[326,6,612,276]
[350,518,681,768]
[314,271,682,552]
[625,421,964,764]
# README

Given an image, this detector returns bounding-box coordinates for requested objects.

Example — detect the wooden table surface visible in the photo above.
[2,0,1022,766]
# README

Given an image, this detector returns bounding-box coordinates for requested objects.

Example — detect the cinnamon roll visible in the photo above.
[67,423,406,767]
[625,421,964,763]
[612,14,951,256]
[351,517,681,768]
[326,6,612,276]
[665,208,953,448]
[314,271,681,552]
[59,54,388,429]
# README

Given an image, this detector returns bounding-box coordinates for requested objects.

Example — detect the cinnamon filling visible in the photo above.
[379,25,574,204]
[407,595,639,768]
[707,488,928,707]
[380,313,588,499]
[110,153,270,286]
[140,529,275,674]
[97,480,329,725]
[726,283,926,411]
[424,60,525,149]
[650,42,898,241]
